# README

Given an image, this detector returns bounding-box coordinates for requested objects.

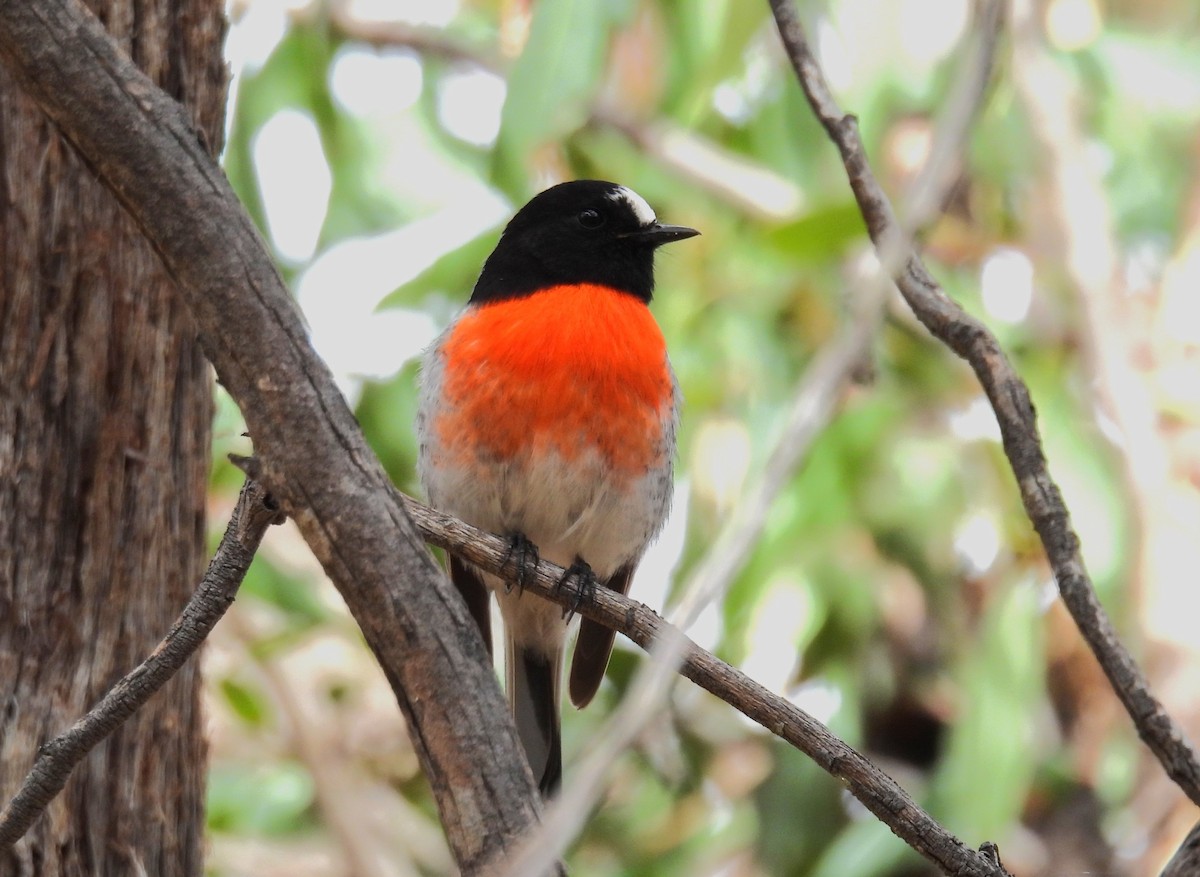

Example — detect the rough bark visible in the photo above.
[0,2,226,874]
[0,3,552,874]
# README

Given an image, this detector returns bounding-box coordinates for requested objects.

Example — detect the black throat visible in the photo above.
[469,237,655,305]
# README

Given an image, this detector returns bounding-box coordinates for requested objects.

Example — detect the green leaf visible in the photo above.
[206,761,316,835]
[765,201,868,261]
[929,582,1045,837]
[810,817,916,877]
[219,678,271,728]
[240,557,329,627]
[663,0,768,121]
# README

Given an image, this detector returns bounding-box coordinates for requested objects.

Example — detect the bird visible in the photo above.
[416,180,698,796]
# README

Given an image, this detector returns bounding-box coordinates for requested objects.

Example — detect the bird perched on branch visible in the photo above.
[417,180,698,795]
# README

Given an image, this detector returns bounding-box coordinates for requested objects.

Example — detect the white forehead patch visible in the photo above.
[607,186,657,227]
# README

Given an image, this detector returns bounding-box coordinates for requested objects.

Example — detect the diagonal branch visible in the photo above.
[401,494,1013,877]
[0,478,282,850]
[767,0,1200,808]
[0,2,554,873]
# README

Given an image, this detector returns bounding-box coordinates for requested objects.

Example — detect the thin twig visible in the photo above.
[768,0,1200,808]
[0,478,283,850]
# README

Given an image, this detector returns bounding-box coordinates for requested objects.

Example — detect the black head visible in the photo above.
[470,180,699,305]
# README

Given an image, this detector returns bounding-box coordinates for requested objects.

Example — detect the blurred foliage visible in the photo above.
[204,0,1200,875]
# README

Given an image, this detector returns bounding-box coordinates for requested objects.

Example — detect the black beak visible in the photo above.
[621,222,700,247]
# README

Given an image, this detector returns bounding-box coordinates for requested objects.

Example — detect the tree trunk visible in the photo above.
[0,2,226,874]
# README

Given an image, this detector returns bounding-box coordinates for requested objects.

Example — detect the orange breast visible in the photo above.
[435,284,673,476]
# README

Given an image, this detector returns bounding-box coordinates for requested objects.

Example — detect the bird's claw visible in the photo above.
[502,533,539,593]
[557,558,597,621]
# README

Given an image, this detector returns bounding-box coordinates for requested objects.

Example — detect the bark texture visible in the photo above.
[0,2,226,874]
[0,3,552,872]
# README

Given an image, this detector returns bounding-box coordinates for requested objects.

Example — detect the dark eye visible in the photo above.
[577,209,605,229]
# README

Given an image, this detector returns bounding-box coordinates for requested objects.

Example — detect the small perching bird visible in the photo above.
[417,180,698,794]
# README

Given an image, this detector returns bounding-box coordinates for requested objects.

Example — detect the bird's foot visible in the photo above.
[501,533,539,594]
[557,558,597,621]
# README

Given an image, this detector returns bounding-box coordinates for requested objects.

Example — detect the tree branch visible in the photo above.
[0,478,282,850]
[1162,820,1200,877]
[0,2,554,873]
[400,494,1013,877]
[767,0,1200,808]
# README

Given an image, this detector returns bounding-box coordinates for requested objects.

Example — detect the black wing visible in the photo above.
[449,555,492,657]
[568,562,635,708]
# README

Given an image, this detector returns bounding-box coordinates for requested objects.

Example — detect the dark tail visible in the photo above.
[507,641,562,797]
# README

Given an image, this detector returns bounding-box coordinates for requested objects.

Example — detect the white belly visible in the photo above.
[422,444,671,580]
